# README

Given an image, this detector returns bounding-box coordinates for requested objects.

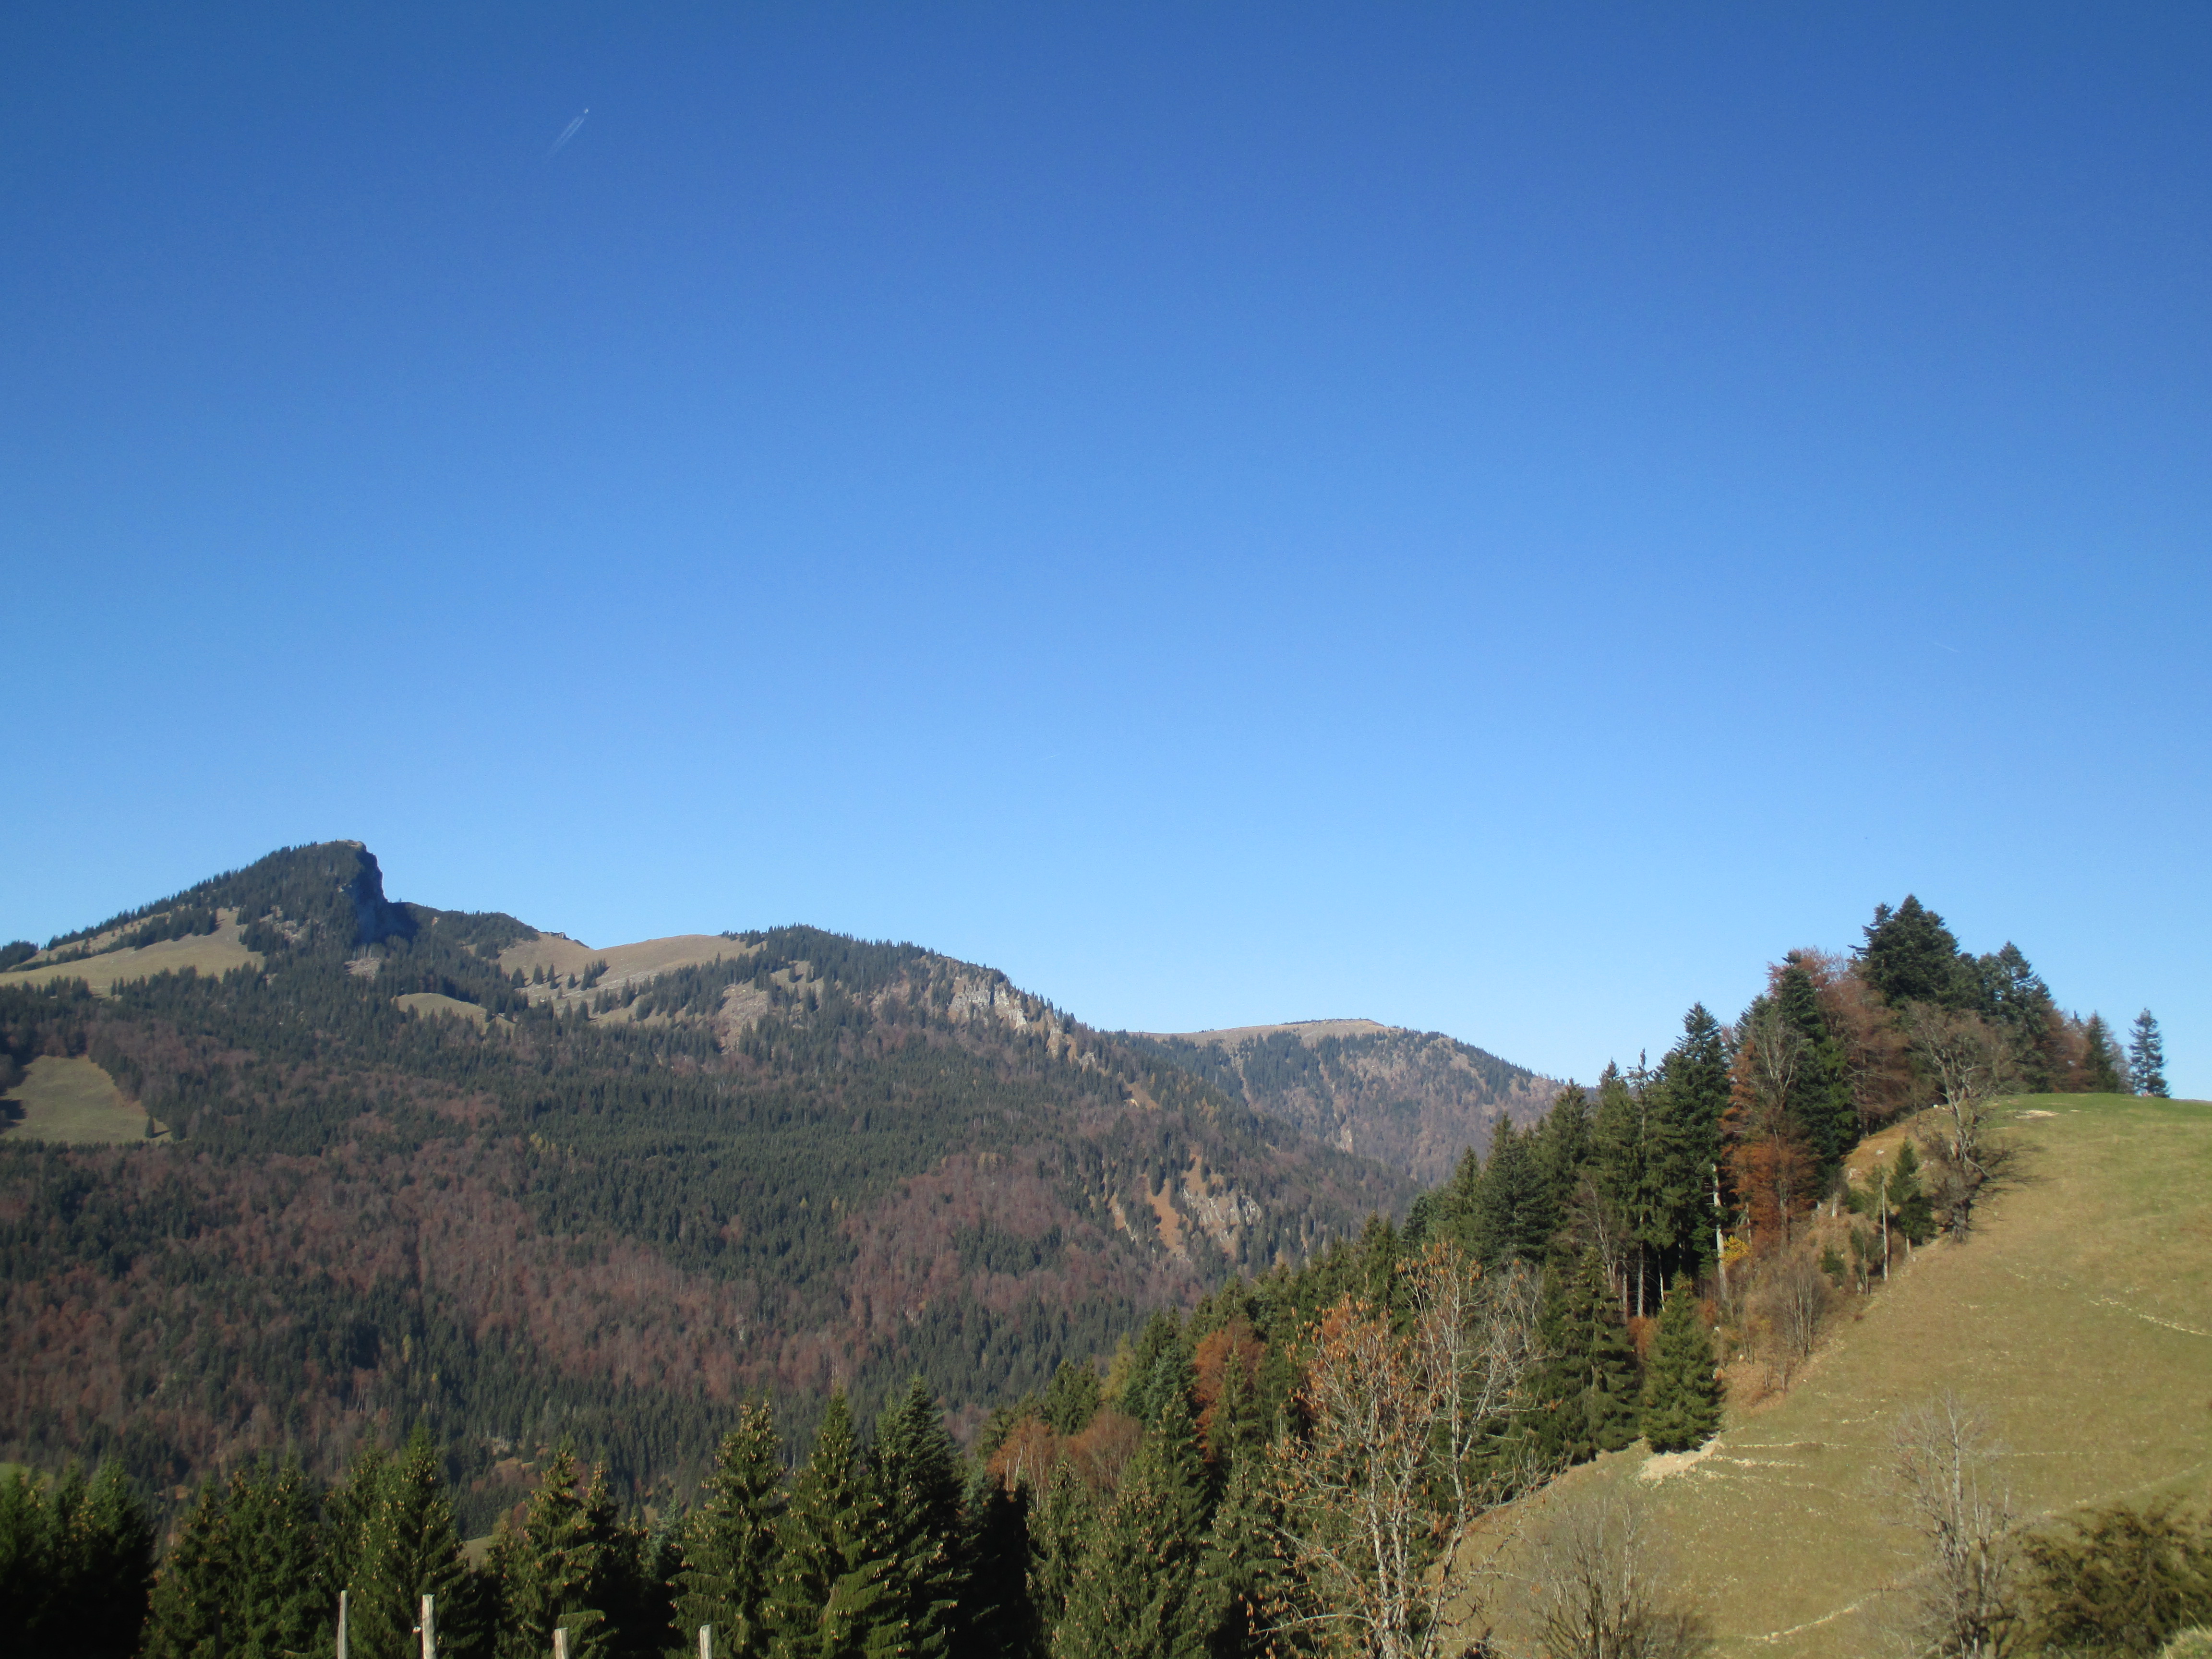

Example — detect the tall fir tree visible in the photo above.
[1054,1384,1213,1659]
[325,1440,388,1604]
[1190,1452,1281,1659]
[221,1459,329,1659]
[1469,1117,1555,1267]
[1859,896,1968,1007]
[2081,1014,2127,1094]
[767,1392,891,1659]
[1530,1083,1594,1221]
[1647,1005,1731,1288]
[143,1478,229,1659]
[1590,1063,1652,1311]
[1889,1142,1935,1245]
[353,1425,476,1659]
[1024,1467,1094,1657]
[1529,1251,1642,1467]
[0,1462,155,1659]
[960,1468,1035,1659]
[1639,1277,1723,1453]
[676,1404,787,1659]
[493,1450,627,1659]
[1773,961,1857,1179]
[870,1379,967,1658]
[2129,1010,2169,1097]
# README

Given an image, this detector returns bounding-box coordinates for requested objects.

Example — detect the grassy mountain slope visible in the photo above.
[1465,1092,2212,1658]
[1125,1018,1560,1185]
[0,842,1410,1527]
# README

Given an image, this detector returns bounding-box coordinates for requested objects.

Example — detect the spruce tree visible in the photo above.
[1859,896,1967,1007]
[143,1478,229,1659]
[1054,1385,1212,1659]
[1529,1251,1641,1467]
[1647,1004,1731,1287]
[61,1461,157,1659]
[1889,1143,1935,1245]
[221,1459,328,1659]
[1530,1083,1594,1220]
[767,1393,890,1659]
[2082,1014,2127,1094]
[1024,1467,1094,1655]
[1191,1453,1280,1659]
[675,1403,786,1658]
[354,1426,475,1659]
[960,1468,1036,1659]
[2129,1011,2170,1097]
[326,1440,388,1602]
[1469,1118,1554,1267]
[1639,1277,1723,1453]
[1774,962,1856,1178]
[493,1449,625,1659]
[870,1379,966,1658]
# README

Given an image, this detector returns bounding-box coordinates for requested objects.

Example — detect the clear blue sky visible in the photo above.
[4,4,2205,1096]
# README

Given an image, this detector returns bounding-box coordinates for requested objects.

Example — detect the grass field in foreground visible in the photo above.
[1459,1093,2212,1659]
[0,1055,157,1143]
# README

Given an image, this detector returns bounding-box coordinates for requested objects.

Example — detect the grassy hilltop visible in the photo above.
[1467,1091,2212,1658]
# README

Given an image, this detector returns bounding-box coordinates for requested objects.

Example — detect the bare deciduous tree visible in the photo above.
[1527,1490,1712,1659]
[1906,1010,2018,1238]
[1886,1395,2021,1658]
[1269,1244,1543,1659]
[1749,1250,1830,1390]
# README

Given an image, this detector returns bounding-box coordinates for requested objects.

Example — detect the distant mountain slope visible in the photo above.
[0,843,1408,1526]
[1122,1018,1562,1186]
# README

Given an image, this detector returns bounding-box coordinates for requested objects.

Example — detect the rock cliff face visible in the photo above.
[340,844,417,947]
[1122,1019,1561,1187]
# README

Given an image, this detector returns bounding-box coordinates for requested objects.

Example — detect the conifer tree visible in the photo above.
[1639,1276,1722,1453]
[2129,1011,2170,1097]
[143,1478,229,1659]
[1191,1453,1280,1659]
[675,1403,786,1658]
[1591,1063,1651,1307]
[870,1379,966,1658]
[1775,962,1856,1178]
[1529,1251,1641,1467]
[1859,896,1967,1007]
[960,1468,1035,1659]
[1024,1466,1094,1655]
[1530,1083,1594,1218]
[767,1392,890,1659]
[2082,1014,2127,1094]
[1,1462,155,1659]
[1469,1118,1554,1267]
[1648,1005,1731,1286]
[1889,1143,1935,1245]
[1054,1384,1212,1659]
[354,1426,475,1659]
[325,1440,388,1602]
[221,1459,328,1659]
[493,1449,625,1659]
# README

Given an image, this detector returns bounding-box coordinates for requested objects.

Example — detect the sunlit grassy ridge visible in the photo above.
[1464,1093,2212,1658]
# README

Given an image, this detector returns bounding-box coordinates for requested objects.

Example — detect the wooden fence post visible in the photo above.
[421,1594,436,1659]
[553,1627,570,1659]
[337,1590,349,1659]
[699,1625,713,1659]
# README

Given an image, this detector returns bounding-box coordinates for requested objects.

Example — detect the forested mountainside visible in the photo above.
[1122,1020,1559,1185]
[0,842,1408,1531]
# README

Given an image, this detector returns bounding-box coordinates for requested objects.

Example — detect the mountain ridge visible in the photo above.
[0,841,1427,1522]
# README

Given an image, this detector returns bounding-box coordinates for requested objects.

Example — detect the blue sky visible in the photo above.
[4,4,2205,1095]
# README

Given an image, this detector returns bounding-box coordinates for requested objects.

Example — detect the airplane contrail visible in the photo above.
[548,108,589,157]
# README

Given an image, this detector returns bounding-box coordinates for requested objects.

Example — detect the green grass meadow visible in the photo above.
[1463,1093,2212,1658]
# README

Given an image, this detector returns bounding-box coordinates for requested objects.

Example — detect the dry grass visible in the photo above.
[496,931,748,1000]
[0,909,259,995]
[394,991,491,1029]
[1461,1093,2212,1659]
[0,1056,158,1143]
